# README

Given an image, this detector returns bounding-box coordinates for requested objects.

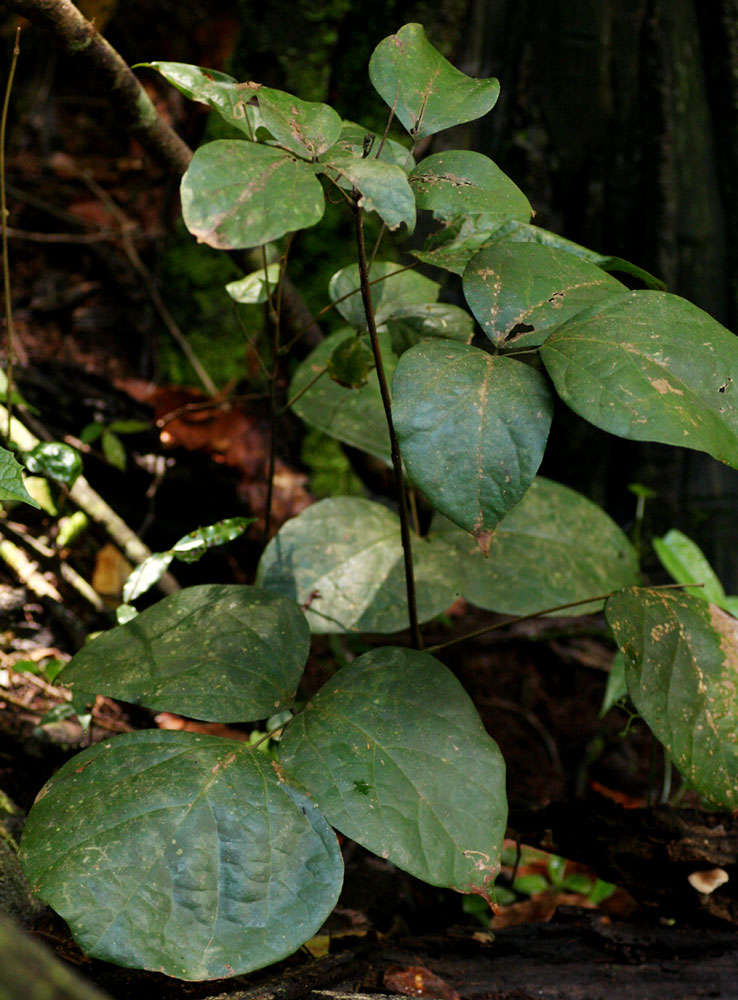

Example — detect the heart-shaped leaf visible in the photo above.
[540,291,738,466]
[289,327,393,462]
[393,341,553,544]
[20,731,343,980]
[319,152,415,231]
[329,260,439,329]
[433,477,639,615]
[60,584,310,721]
[181,141,325,249]
[369,23,500,139]
[256,497,459,633]
[463,241,626,349]
[606,587,738,808]
[0,446,39,508]
[383,303,474,353]
[280,646,506,899]
[252,85,342,158]
[409,151,530,223]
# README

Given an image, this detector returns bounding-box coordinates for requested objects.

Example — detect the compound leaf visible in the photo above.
[369,23,500,139]
[60,585,309,722]
[409,151,530,223]
[20,731,342,980]
[280,646,506,899]
[606,587,738,808]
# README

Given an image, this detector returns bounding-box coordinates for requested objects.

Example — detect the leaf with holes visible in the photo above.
[409,151,530,223]
[319,153,415,231]
[59,585,309,722]
[181,141,324,249]
[463,241,626,349]
[280,646,506,898]
[256,497,459,633]
[393,341,553,546]
[540,291,738,466]
[369,23,500,139]
[20,731,343,980]
[329,260,439,329]
[606,587,738,808]
[432,478,639,615]
[252,85,342,158]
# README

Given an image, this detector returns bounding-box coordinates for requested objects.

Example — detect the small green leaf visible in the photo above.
[226,264,281,304]
[599,651,628,718]
[562,873,593,895]
[513,874,549,896]
[253,84,342,158]
[60,584,310,722]
[606,587,738,808]
[588,879,616,905]
[369,23,500,139]
[107,419,151,435]
[280,647,506,899]
[171,516,252,563]
[433,478,639,616]
[463,241,626,349]
[80,422,103,444]
[20,731,343,980]
[319,152,415,231]
[547,854,566,886]
[122,552,174,603]
[326,336,375,388]
[0,446,40,508]
[331,122,414,173]
[541,291,738,467]
[116,603,138,624]
[256,497,459,634]
[382,303,474,353]
[393,341,553,544]
[329,260,439,329]
[409,151,530,223]
[57,511,89,548]
[181,141,325,249]
[652,530,725,605]
[25,442,83,487]
[101,429,126,470]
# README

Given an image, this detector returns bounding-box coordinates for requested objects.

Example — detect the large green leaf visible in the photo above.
[540,291,738,466]
[409,151,531,223]
[140,62,263,138]
[433,477,639,615]
[393,341,553,545]
[289,327,393,462]
[463,241,626,349]
[369,23,500,139]
[256,497,459,633]
[319,152,415,231]
[383,303,474,353]
[606,587,738,808]
[181,141,324,249]
[20,731,343,980]
[329,260,439,329]
[60,585,309,722]
[280,647,506,898]
[252,85,342,158]
[0,446,40,508]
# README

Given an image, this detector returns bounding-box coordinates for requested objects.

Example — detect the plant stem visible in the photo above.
[352,200,422,649]
[1,27,21,440]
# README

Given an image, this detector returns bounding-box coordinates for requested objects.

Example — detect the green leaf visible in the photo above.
[122,552,174,603]
[561,873,593,895]
[0,446,40,508]
[326,336,375,388]
[319,152,415,231]
[412,215,504,275]
[20,731,342,980]
[181,141,325,249]
[720,595,738,618]
[256,497,459,634]
[393,342,553,545]
[139,62,263,138]
[369,23,500,139]
[59,584,309,722]
[24,442,82,487]
[171,516,252,563]
[331,122,414,173]
[513,874,549,896]
[382,303,474,353]
[540,291,738,467]
[599,650,628,718]
[409,151,531,223]
[101,429,126,470]
[463,241,626,349]
[253,84,342,158]
[80,422,103,444]
[652,530,725,605]
[280,647,506,898]
[107,419,151,435]
[606,587,738,808]
[289,328,393,462]
[329,260,439,329]
[226,263,281,304]
[433,477,639,615]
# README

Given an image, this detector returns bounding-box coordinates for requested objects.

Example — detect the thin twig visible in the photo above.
[280,365,327,414]
[1,26,21,439]
[5,226,119,243]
